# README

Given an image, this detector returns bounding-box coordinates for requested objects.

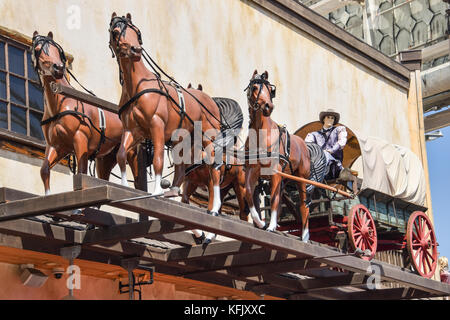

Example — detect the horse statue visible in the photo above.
[108,13,236,221]
[32,31,139,196]
[180,94,248,238]
[243,70,312,242]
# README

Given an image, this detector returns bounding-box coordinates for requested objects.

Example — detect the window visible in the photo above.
[0,35,44,141]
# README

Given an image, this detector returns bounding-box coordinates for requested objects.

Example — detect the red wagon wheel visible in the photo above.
[406,211,438,278]
[348,204,377,261]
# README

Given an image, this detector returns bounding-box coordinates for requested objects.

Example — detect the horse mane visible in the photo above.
[212,97,243,132]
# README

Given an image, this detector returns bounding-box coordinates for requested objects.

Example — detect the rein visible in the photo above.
[33,35,115,160]
[109,16,232,134]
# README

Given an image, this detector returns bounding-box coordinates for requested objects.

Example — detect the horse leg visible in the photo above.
[244,167,266,228]
[72,132,89,216]
[297,180,310,242]
[234,180,248,222]
[204,171,221,244]
[267,169,282,232]
[165,163,186,197]
[117,130,135,187]
[182,179,205,244]
[73,132,89,174]
[149,120,165,196]
[126,147,140,189]
[41,146,66,195]
[96,151,117,181]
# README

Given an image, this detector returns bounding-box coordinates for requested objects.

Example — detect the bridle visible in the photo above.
[244,76,276,111]
[108,16,143,59]
[31,35,67,76]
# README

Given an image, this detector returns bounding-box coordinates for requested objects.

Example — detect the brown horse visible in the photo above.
[244,70,311,242]
[109,13,225,216]
[32,31,139,195]
[182,155,248,220]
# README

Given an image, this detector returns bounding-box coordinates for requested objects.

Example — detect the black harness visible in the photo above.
[109,16,236,158]
[244,75,293,172]
[33,35,110,161]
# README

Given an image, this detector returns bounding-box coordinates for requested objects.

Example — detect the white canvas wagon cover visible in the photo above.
[358,136,426,206]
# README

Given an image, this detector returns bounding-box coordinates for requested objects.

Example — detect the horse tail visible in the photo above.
[305,142,327,193]
[211,97,244,151]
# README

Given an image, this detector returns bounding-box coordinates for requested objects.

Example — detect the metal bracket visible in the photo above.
[60,245,81,300]
[60,245,81,261]
[119,259,154,301]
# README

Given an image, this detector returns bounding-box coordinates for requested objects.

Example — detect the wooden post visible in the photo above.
[137,143,148,222]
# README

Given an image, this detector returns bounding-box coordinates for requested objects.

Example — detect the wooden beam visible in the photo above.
[264,272,370,293]
[0,218,83,244]
[166,241,263,262]
[50,82,119,114]
[87,177,450,296]
[0,186,111,222]
[82,219,189,245]
[424,106,450,132]
[291,286,437,300]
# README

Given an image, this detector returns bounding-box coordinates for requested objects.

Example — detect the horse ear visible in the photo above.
[33,31,39,38]
[262,70,269,80]
[197,84,203,91]
[187,83,192,89]
[252,69,258,78]
[47,31,54,39]
[112,12,117,19]
[126,13,132,22]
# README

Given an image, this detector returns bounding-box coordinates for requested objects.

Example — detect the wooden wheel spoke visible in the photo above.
[418,250,424,273]
[413,247,421,260]
[414,220,421,238]
[424,249,436,262]
[412,231,421,242]
[354,212,362,227]
[424,252,433,272]
[423,229,431,242]
[363,237,372,250]
[419,218,425,238]
[355,236,363,247]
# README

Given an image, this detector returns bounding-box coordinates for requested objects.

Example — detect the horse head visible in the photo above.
[31,31,67,80]
[245,70,276,117]
[109,12,143,61]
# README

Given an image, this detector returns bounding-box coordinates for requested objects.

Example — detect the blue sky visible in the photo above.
[426,123,450,260]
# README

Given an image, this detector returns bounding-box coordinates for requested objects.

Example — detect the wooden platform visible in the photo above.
[0,174,449,300]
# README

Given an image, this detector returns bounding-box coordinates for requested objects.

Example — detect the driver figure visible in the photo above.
[305,109,347,180]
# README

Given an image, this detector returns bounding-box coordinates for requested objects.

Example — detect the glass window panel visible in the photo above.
[8,45,25,76]
[27,52,39,82]
[10,75,26,106]
[11,104,27,135]
[30,110,44,140]
[0,42,5,70]
[0,71,6,100]
[0,101,7,129]
[29,81,43,111]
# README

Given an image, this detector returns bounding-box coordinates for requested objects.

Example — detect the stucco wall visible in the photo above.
[0,0,410,146]
[0,262,211,300]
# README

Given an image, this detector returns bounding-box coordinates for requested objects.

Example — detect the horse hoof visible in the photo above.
[85,224,96,230]
[192,232,205,245]
[71,209,84,217]
[207,210,219,217]
[203,238,212,245]
[163,189,179,198]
